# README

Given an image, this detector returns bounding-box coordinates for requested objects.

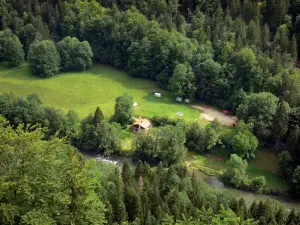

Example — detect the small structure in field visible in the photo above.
[185,99,190,103]
[132,118,152,132]
[177,112,184,116]
[154,93,161,98]
[133,102,138,107]
[176,97,182,102]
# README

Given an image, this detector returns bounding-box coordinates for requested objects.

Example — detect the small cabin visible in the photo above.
[154,93,161,98]
[132,118,152,132]
[176,97,182,102]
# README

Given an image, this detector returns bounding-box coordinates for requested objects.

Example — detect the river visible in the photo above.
[81,151,300,210]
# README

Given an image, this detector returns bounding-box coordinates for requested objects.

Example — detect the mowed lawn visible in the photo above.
[0,63,201,121]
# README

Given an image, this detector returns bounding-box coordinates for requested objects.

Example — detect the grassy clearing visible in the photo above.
[0,63,202,122]
[0,62,287,191]
[187,149,288,192]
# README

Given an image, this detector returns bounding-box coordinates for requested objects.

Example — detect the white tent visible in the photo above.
[154,93,161,97]
[176,97,182,102]
[133,102,138,107]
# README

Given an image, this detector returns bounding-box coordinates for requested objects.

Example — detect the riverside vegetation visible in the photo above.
[1,0,300,224]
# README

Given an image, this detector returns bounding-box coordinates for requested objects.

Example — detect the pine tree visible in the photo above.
[237,198,247,220]
[92,106,104,126]
[135,160,144,180]
[271,99,290,142]
[261,24,270,51]
[275,208,285,225]
[249,201,258,219]
[286,209,297,225]
[290,34,298,62]
[122,160,132,185]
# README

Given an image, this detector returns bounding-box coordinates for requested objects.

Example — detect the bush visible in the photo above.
[249,176,266,193]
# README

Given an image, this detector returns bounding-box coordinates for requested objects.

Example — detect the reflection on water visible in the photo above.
[193,170,300,210]
[81,151,300,210]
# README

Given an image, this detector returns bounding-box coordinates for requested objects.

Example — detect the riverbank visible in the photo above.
[187,149,288,193]
[80,150,300,211]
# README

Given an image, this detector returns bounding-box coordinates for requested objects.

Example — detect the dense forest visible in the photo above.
[1,0,300,223]
[1,115,300,225]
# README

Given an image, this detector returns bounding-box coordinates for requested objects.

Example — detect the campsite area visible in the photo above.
[0,62,286,192]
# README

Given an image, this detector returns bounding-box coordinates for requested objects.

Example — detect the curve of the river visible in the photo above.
[81,151,300,210]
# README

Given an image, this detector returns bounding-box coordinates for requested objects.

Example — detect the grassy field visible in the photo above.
[187,149,288,192]
[0,63,203,122]
[0,62,287,192]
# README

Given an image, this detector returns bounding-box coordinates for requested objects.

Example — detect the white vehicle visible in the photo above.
[176,97,182,102]
[154,93,161,97]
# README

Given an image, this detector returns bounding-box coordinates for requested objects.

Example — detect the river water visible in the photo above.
[81,151,300,210]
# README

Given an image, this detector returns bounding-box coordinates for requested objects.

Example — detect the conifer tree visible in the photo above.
[286,209,297,225]
[271,99,290,142]
[122,160,132,185]
[290,34,298,62]
[135,160,144,180]
[275,208,285,225]
[92,106,104,126]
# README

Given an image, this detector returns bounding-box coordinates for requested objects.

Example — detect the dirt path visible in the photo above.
[192,104,238,126]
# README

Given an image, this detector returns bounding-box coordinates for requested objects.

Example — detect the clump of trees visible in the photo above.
[57,36,93,71]
[80,107,120,155]
[0,93,120,155]
[223,154,267,194]
[134,125,186,166]
[0,29,24,67]
[0,116,106,225]
[27,37,93,77]
[185,120,222,153]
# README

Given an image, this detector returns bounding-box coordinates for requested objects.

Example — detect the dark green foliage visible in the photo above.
[57,36,93,71]
[112,94,134,126]
[272,99,290,142]
[185,122,206,153]
[3,35,24,67]
[134,125,186,166]
[230,121,258,159]
[278,151,295,179]
[291,166,300,196]
[0,120,106,225]
[28,40,60,77]
[168,63,196,98]
[80,113,121,155]
[92,106,104,126]
[122,161,132,185]
[237,92,279,139]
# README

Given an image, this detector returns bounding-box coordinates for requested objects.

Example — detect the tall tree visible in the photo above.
[168,63,196,98]
[57,36,93,71]
[0,120,106,225]
[271,99,290,142]
[28,40,60,77]
[112,94,134,126]
[92,106,104,126]
[3,35,24,67]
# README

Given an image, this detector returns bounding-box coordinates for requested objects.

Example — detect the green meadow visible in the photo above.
[0,62,286,192]
[0,63,203,122]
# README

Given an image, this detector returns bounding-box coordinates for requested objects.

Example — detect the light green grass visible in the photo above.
[0,63,201,122]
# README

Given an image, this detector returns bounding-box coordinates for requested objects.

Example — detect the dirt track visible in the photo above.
[192,105,238,126]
